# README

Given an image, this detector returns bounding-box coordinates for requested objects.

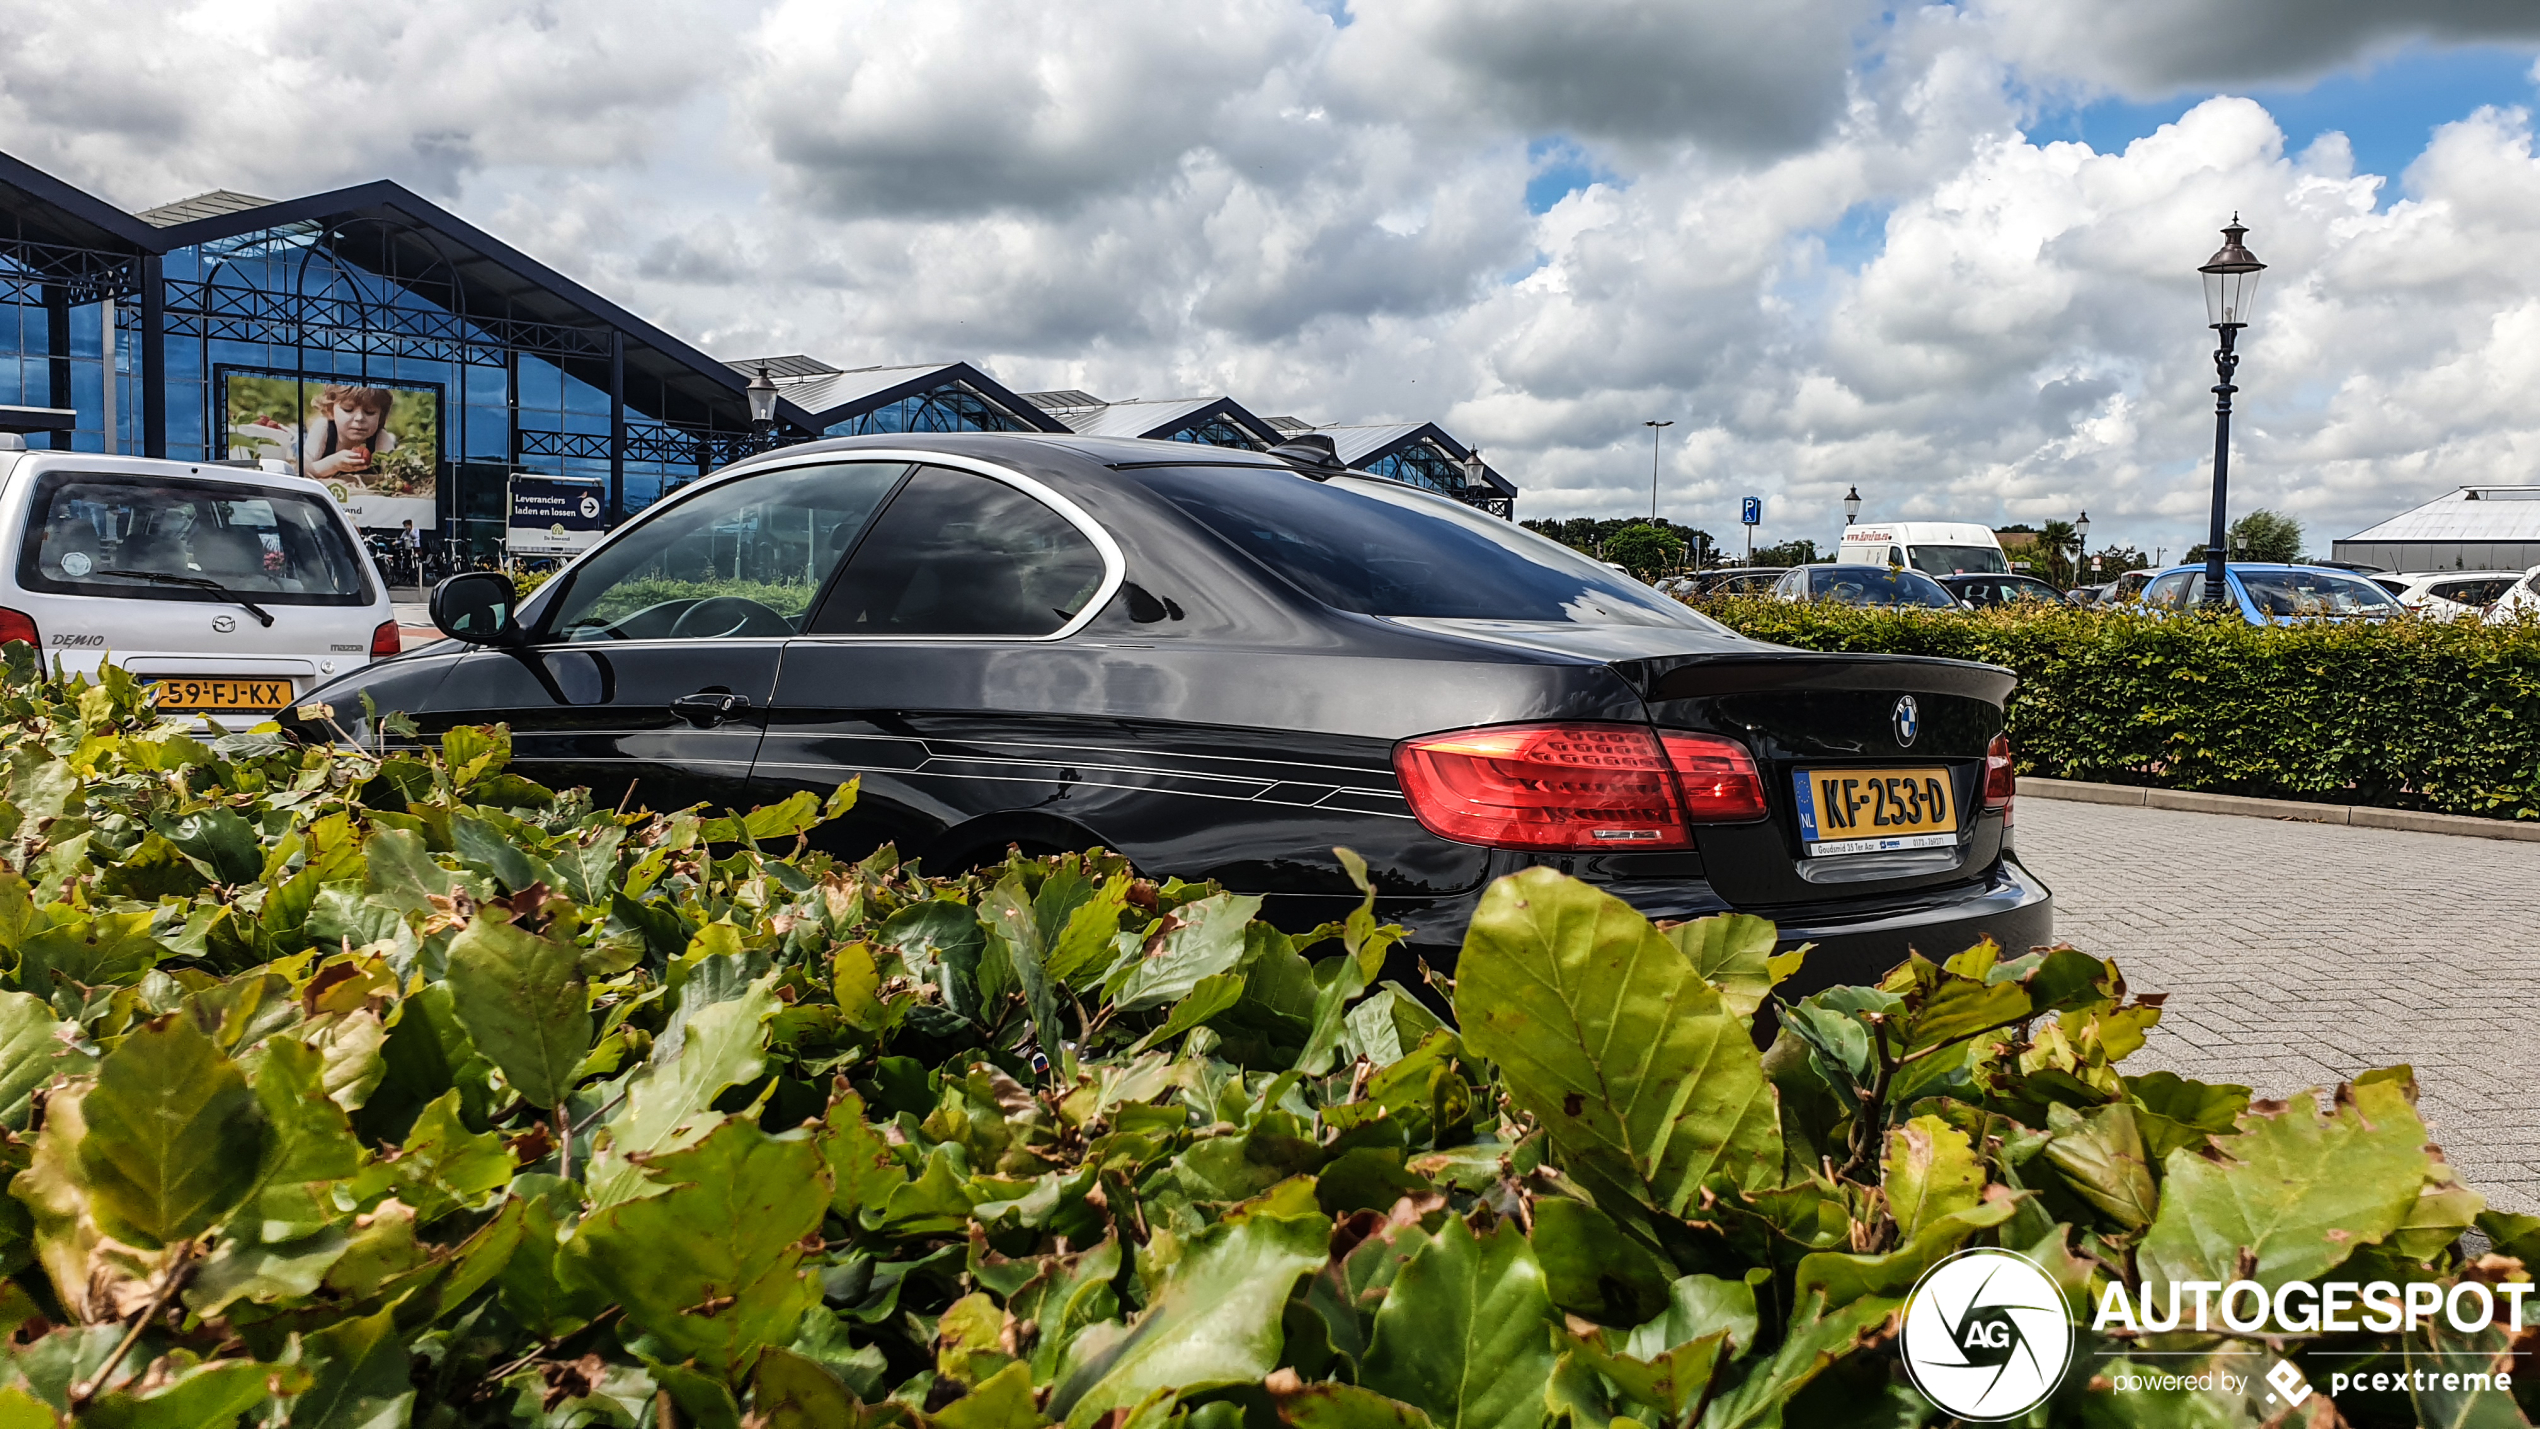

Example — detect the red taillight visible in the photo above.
[370,619,403,659]
[1659,731,1769,822]
[1392,722,1765,851]
[0,607,38,648]
[1983,733,2015,816]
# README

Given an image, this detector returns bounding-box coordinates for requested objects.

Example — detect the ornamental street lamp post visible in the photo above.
[2198,218,2266,607]
[2075,510,2090,587]
[1644,420,1673,520]
[746,365,780,452]
[1843,485,1862,526]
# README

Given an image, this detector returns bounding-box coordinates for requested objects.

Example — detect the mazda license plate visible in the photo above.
[1792,767,1959,857]
[147,677,295,714]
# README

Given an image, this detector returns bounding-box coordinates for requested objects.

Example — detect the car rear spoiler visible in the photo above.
[1621,650,2017,706]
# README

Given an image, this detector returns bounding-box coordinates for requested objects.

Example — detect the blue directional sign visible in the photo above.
[1741,496,1761,526]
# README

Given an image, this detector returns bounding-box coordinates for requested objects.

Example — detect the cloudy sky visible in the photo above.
[8,0,2540,556]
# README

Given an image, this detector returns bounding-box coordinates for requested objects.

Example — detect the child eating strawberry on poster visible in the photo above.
[301,384,400,486]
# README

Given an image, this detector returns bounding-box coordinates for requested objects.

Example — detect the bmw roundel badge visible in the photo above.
[1893,695,1920,747]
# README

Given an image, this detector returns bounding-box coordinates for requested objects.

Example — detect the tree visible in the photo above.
[2080,543,2150,581]
[2187,509,2303,565]
[2033,519,2080,588]
[1601,523,1682,579]
[1751,538,1820,567]
[1522,517,1715,566]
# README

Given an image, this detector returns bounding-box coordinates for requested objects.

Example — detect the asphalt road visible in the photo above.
[2015,796,2540,1216]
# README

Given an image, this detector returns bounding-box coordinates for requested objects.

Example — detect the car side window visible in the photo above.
[2141,572,2192,610]
[541,461,908,642]
[2442,578,2515,605]
[808,466,1108,637]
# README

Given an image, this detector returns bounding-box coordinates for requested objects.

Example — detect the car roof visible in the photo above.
[717,429,1297,477]
[1805,562,1944,577]
[2148,562,2372,575]
[660,429,1410,530]
[4,450,345,501]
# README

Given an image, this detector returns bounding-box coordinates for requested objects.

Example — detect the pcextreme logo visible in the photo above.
[1901,1248,2075,1420]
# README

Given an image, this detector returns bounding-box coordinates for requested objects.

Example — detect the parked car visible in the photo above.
[2373,570,2525,619]
[2135,563,2399,625]
[1687,566,1789,596]
[0,436,398,718]
[1769,563,1964,610]
[2098,568,2159,604]
[2484,566,2540,624]
[302,432,2048,989]
[1938,573,2077,608]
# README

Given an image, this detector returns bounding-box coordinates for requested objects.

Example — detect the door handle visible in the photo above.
[671,692,752,727]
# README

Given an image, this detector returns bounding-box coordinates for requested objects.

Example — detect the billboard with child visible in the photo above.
[219,368,442,530]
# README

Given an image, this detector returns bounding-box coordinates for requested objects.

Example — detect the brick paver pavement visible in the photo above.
[2014,797,2540,1215]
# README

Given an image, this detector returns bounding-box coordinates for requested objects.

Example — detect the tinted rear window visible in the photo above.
[1808,565,1959,608]
[2433,577,2516,606]
[1134,467,1713,627]
[17,470,370,605]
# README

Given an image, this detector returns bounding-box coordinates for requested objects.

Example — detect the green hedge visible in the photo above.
[1697,598,2540,821]
[0,661,2535,1425]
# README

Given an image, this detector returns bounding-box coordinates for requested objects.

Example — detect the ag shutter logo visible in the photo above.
[1893,695,1920,747]
[1901,1248,2072,1421]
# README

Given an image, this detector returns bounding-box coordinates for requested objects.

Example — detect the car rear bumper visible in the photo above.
[1756,850,2054,999]
[1358,850,2053,998]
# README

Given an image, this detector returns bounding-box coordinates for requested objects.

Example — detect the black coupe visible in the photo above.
[309,432,2050,989]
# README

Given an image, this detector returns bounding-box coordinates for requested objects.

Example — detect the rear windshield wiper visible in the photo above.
[96,569,276,627]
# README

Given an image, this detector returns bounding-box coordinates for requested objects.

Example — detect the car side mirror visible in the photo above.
[430,571,520,645]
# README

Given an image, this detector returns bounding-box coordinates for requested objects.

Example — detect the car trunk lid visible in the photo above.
[1625,650,2013,907]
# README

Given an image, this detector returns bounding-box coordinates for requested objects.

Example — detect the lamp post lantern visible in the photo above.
[1843,485,1862,526]
[1644,420,1673,520]
[2198,218,2265,607]
[2075,510,2089,586]
[746,365,781,451]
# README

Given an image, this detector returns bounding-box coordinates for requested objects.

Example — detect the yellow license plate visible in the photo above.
[147,677,295,714]
[1793,766,1959,857]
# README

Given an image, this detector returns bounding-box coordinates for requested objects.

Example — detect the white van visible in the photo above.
[0,436,399,719]
[1835,521,2011,579]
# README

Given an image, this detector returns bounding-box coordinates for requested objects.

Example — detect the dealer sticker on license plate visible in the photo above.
[1792,767,1959,857]
[146,677,295,714]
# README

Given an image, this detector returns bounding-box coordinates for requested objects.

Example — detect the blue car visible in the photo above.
[2135,563,2400,625]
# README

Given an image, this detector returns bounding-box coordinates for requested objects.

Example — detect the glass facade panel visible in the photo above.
[822,381,1038,437]
[1360,440,1466,496]
[1168,414,1265,449]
